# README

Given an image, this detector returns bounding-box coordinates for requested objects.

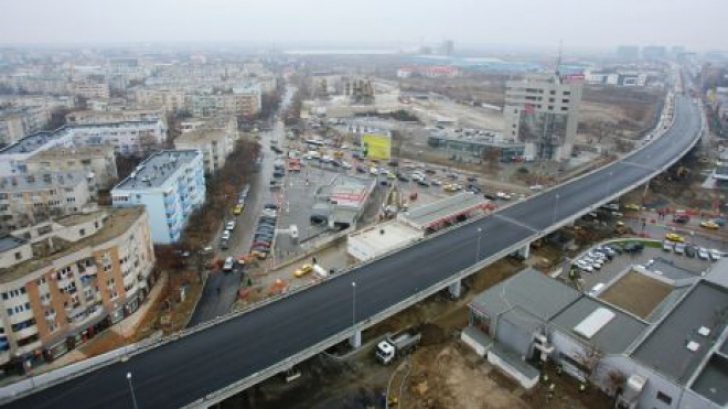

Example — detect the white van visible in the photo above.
[313,264,328,278]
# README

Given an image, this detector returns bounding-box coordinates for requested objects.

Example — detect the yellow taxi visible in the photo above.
[294,264,313,278]
[624,203,642,211]
[665,232,685,242]
[233,204,244,215]
[700,220,720,230]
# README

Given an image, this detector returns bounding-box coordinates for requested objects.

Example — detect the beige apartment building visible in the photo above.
[73,82,110,100]
[174,129,234,174]
[24,145,119,189]
[0,206,156,367]
[65,108,165,126]
[0,171,96,233]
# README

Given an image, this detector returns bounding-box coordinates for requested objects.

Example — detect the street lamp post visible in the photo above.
[351,281,357,332]
[126,372,139,409]
[553,194,560,224]
[606,171,614,197]
[476,228,482,263]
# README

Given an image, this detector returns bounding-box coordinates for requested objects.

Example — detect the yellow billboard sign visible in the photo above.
[362,133,391,160]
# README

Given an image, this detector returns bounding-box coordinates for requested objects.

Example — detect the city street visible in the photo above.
[187,87,294,327]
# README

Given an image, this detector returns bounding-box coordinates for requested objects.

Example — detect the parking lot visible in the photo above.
[571,241,720,294]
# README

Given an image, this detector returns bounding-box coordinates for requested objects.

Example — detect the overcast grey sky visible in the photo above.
[0,0,724,50]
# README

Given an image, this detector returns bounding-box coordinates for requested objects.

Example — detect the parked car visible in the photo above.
[662,240,673,252]
[685,245,697,258]
[264,202,278,210]
[417,180,431,187]
[223,257,235,272]
[665,233,685,242]
[233,204,244,215]
[294,264,313,278]
[700,220,720,230]
[710,249,722,261]
[219,238,229,250]
[226,220,237,231]
[221,230,231,241]
[698,247,710,260]
[674,242,686,255]
[623,242,644,253]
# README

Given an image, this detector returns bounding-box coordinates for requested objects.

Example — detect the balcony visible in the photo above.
[14,324,39,340]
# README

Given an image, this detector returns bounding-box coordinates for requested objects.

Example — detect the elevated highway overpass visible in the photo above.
[3,96,704,409]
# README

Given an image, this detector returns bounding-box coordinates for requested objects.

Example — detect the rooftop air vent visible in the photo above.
[697,326,711,337]
[686,341,700,352]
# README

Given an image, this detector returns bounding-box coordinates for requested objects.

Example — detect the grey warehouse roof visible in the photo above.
[632,281,728,385]
[0,236,26,253]
[550,297,649,355]
[469,268,581,322]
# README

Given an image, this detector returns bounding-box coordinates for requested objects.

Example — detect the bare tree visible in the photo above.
[574,343,604,378]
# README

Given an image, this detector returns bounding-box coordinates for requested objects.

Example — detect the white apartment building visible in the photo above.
[174,129,234,174]
[25,145,119,189]
[186,90,261,118]
[0,129,77,175]
[111,150,205,244]
[0,206,156,367]
[0,171,97,233]
[504,73,583,161]
[68,120,168,156]
[0,95,75,111]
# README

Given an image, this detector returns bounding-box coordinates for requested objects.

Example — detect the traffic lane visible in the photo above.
[11,213,536,409]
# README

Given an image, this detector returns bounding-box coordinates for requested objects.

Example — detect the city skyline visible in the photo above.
[0,0,725,51]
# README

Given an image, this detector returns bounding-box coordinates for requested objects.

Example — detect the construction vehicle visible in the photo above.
[375,328,421,365]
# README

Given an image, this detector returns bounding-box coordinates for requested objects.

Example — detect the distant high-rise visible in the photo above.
[504,73,583,162]
[643,46,667,61]
[440,40,454,56]
[616,46,640,62]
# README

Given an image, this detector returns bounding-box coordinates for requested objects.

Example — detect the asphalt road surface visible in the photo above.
[187,89,294,327]
[4,97,702,409]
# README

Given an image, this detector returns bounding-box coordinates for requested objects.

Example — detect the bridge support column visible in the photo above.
[517,243,530,259]
[349,329,362,349]
[448,280,462,299]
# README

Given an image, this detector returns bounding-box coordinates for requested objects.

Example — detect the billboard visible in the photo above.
[362,133,391,160]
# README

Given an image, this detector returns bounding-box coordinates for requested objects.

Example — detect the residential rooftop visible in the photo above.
[643,257,703,281]
[112,150,201,190]
[0,170,88,192]
[26,145,115,161]
[175,129,227,144]
[691,354,728,406]
[632,281,728,385]
[0,206,146,284]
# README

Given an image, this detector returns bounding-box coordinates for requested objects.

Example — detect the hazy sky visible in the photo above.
[0,0,725,51]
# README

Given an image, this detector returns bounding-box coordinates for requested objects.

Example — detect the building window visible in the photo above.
[563,91,571,96]
[562,99,570,104]
[79,229,86,236]
[14,252,22,260]
[656,392,672,405]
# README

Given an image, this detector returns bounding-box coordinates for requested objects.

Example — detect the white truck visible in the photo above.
[375,329,421,365]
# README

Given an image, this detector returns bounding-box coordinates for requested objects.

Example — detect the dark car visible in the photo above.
[356,166,366,174]
[264,202,278,210]
[484,193,498,201]
[259,217,277,224]
[273,171,285,178]
[466,184,481,194]
[623,242,644,254]
[685,245,697,258]
[219,238,229,250]
[252,241,272,248]
[417,180,430,187]
[467,176,477,183]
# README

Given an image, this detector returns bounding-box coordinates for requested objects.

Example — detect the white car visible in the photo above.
[223,257,234,272]
[225,221,237,231]
[576,260,593,273]
[710,249,722,261]
[674,243,686,255]
[369,167,379,175]
[221,230,231,241]
[698,247,710,260]
[588,251,607,261]
[581,258,601,270]
[662,241,673,252]
[341,161,352,170]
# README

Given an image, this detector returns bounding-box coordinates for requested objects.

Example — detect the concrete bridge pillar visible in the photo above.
[517,243,530,259]
[448,280,462,299]
[349,328,362,349]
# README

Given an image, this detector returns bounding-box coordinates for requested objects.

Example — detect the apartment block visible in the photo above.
[0,206,155,367]
[65,108,165,125]
[0,106,51,144]
[111,150,205,244]
[174,129,234,174]
[0,171,97,233]
[504,73,583,161]
[130,87,186,113]
[24,145,119,189]
[73,82,110,100]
